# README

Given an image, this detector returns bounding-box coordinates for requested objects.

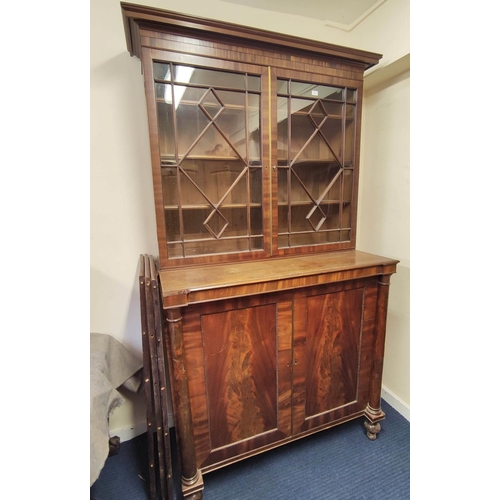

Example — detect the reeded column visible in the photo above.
[164,308,204,499]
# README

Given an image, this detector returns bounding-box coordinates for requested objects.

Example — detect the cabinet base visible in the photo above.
[181,469,204,499]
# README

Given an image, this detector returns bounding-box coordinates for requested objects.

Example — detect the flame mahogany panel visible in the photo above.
[305,287,364,416]
[293,278,378,433]
[202,304,278,449]
[182,293,293,470]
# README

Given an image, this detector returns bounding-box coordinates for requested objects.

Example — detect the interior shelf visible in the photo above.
[164,203,261,210]
[279,200,349,207]
[161,156,262,164]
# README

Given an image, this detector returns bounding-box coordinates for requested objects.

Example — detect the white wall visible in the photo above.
[359,68,410,413]
[90,0,410,436]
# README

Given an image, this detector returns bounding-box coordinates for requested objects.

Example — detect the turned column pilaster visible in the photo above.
[164,308,204,499]
[365,273,393,438]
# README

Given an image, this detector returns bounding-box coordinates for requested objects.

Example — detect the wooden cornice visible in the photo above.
[121,2,382,71]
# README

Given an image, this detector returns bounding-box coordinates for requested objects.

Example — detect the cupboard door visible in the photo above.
[274,74,360,254]
[143,51,271,266]
[292,278,378,434]
[182,293,293,470]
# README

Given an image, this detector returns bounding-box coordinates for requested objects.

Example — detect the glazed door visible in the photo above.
[142,49,271,267]
[292,278,378,434]
[272,70,362,255]
[182,292,293,471]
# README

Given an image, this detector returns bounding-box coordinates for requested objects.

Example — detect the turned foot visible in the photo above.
[364,420,381,440]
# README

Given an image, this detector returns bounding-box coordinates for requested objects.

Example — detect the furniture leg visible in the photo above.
[364,274,392,438]
[364,421,381,440]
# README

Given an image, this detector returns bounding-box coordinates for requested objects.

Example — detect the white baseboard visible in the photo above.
[109,411,175,443]
[109,421,148,443]
[382,385,410,421]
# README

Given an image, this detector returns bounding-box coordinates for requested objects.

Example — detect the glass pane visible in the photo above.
[320,204,340,230]
[165,208,180,243]
[248,94,261,162]
[344,120,355,164]
[185,126,233,159]
[290,231,341,246]
[248,76,261,91]
[322,172,342,202]
[340,230,351,241]
[346,104,356,120]
[250,206,263,236]
[218,168,247,208]
[346,89,357,103]
[343,170,352,203]
[156,87,174,158]
[291,82,344,101]
[278,203,288,234]
[180,86,207,103]
[179,167,207,206]
[319,118,343,163]
[219,206,247,237]
[184,238,249,256]
[290,167,314,203]
[174,65,246,90]
[323,101,343,117]
[181,208,210,239]
[277,167,288,205]
[167,242,183,259]
[277,97,288,160]
[290,113,315,160]
[162,167,178,206]
[249,236,263,250]
[250,168,262,204]
[278,235,289,248]
[291,98,315,115]
[153,62,171,81]
[277,79,288,94]
[155,82,169,100]
[175,91,211,157]
[216,89,245,108]
[277,167,289,233]
[341,203,351,229]
[214,91,247,159]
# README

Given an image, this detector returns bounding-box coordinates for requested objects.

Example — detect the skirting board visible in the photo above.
[382,385,410,421]
[109,411,175,443]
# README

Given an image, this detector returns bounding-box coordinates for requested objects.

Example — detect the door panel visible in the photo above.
[304,287,363,416]
[202,303,278,449]
[293,278,378,433]
[182,293,293,470]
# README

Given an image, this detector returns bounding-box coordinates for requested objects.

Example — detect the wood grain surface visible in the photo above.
[182,293,293,470]
[158,250,398,307]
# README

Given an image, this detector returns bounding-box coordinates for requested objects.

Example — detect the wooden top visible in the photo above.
[121,2,382,70]
[158,250,398,308]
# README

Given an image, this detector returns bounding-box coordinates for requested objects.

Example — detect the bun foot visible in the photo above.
[364,420,381,440]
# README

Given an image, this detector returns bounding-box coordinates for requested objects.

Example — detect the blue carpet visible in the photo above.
[91,400,409,500]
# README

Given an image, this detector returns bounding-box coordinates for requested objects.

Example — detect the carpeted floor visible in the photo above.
[91,399,409,499]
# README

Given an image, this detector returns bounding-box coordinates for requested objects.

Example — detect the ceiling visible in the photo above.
[221,0,385,30]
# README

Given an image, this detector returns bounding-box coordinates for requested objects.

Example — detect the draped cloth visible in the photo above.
[90,333,142,486]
